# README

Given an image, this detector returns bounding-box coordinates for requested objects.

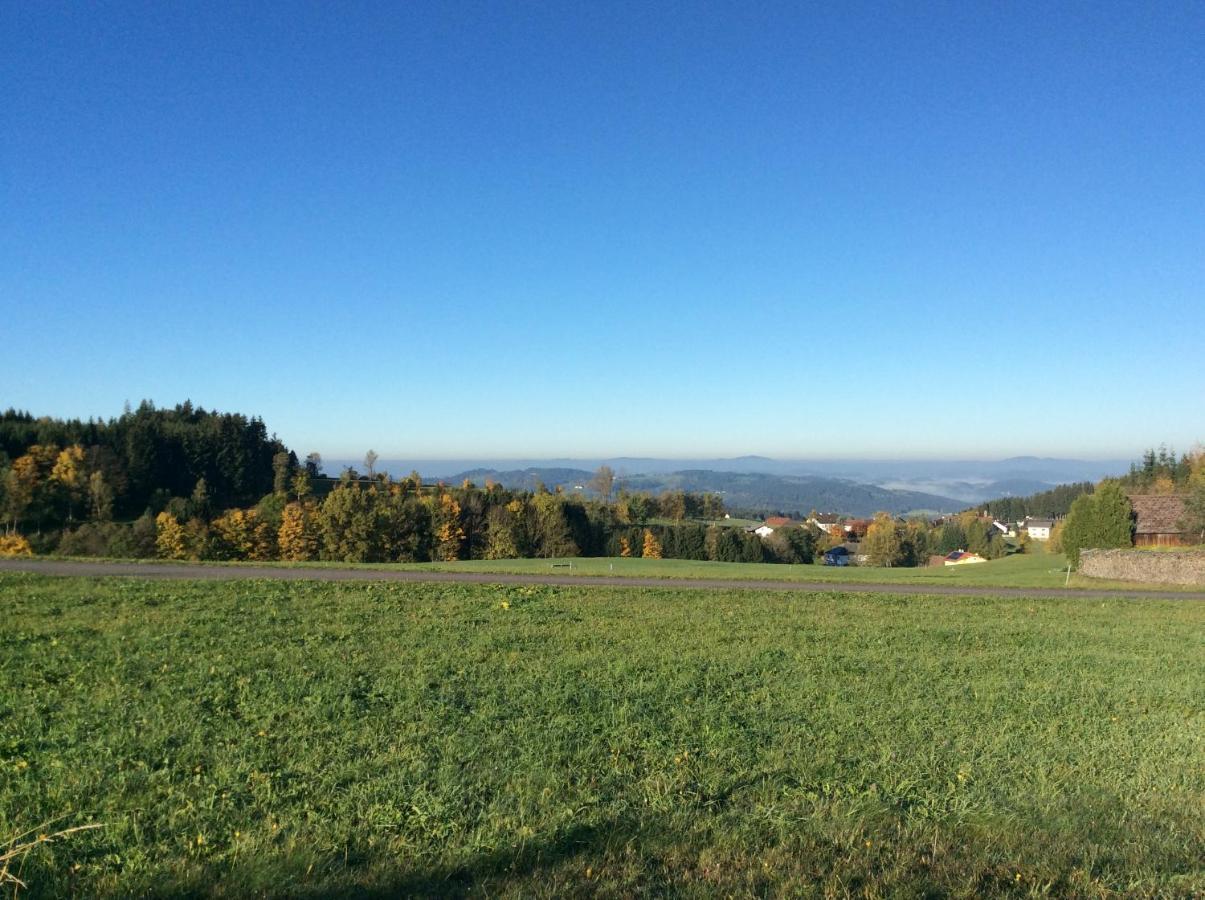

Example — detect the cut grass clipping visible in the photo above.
[2,573,1203,897]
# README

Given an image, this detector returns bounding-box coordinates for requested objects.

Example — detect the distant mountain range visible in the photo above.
[611,470,964,517]
[325,456,1127,517]
[434,468,966,518]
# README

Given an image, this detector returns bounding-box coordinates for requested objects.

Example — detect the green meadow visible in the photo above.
[159,546,1199,593]
[392,551,1083,588]
[2,574,1202,897]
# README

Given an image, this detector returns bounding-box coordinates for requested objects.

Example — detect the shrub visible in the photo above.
[0,534,33,557]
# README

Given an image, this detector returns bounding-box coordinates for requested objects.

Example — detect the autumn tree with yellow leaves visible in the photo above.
[155,512,189,560]
[641,529,662,559]
[278,501,320,561]
[433,493,465,561]
[51,445,87,521]
[211,508,276,561]
[0,534,33,557]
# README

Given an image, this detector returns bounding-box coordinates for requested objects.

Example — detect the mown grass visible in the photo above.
[117,547,1198,593]
[1,574,1202,897]
[391,551,1087,588]
[40,544,1201,593]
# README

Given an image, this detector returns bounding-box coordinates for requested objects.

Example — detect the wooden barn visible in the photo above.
[1128,494,1189,547]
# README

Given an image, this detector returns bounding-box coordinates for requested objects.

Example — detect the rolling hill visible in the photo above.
[448,467,964,517]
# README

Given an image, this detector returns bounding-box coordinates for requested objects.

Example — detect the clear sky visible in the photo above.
[3,1,1202,460]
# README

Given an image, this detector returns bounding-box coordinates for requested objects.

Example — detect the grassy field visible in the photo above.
[145,546,1200,593]
[40,545,1202,593]
[391,551,1089,588]
[2,575,1203,897]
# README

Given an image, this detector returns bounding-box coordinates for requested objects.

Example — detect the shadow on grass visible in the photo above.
[329,818,644,899]
[138,815,656,899]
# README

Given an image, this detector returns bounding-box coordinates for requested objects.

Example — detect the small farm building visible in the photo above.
[1128,494,1190,547]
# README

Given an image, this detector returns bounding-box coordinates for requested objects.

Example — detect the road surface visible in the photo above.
[2,558,1202,600]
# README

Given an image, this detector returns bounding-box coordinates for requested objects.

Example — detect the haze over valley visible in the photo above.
[327,455,1128,515]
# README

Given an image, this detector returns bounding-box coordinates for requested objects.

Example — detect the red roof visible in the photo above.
[763,516,794,528]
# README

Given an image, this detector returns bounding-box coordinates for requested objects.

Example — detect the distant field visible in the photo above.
[2,574,1202,897]
[395,551,1082,588]
[41,546,1201,592]
[271,547,1189,592]
[644,516,763,528]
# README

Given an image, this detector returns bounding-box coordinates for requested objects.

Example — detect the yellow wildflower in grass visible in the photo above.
[500,601,510,610]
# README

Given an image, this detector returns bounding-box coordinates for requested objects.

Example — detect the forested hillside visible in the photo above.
[974,482,1095,521]
[1,402,292,522]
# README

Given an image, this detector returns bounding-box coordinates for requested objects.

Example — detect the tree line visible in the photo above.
[1,401,291,530]
[34,470,810,565]
[1,404,807,563]
[974,482,1094,523]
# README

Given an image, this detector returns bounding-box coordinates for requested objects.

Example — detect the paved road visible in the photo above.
[2,558,1203,600]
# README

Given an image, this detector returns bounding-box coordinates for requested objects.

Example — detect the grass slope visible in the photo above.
[193,547,1194,593]
[2,575,1202,897]
[393,551,1082,588]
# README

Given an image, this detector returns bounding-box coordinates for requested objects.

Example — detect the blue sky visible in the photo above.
[3,1,1202,460]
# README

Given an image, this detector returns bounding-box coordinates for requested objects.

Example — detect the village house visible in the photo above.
[843,518,871,540]
[943,550,987,566]
[807,513,842,535]
[754,516,795,538]
[1128,494,1190,547]
[1023,517,1054,540]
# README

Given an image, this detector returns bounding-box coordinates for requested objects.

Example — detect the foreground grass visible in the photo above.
[1,575,1202,897]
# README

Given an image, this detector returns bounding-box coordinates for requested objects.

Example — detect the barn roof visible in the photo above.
[1128,494,1188,534]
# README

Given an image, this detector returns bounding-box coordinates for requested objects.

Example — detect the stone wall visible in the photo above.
[1079,548,1205,586]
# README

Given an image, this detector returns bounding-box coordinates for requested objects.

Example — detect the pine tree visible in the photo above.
[1179,480,1205,543]
[1093,481,1134,548]
[1061,482,1132,568]
[189,478,211,521]
[273,451,293,494]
